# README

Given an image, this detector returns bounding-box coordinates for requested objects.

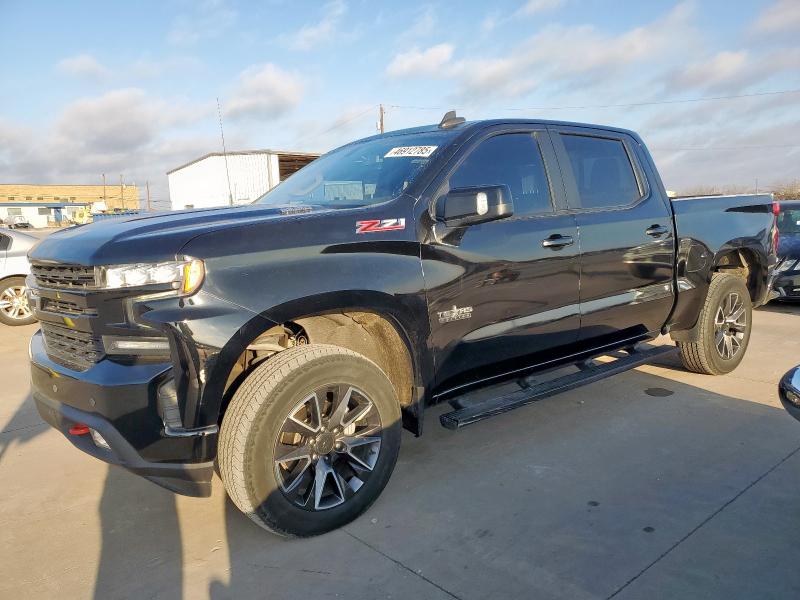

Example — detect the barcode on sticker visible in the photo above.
[384,146,437,158]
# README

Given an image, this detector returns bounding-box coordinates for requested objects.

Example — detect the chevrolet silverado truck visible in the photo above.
[28,113,778,536]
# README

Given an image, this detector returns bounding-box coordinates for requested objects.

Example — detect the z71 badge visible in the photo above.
[356,218,406,234]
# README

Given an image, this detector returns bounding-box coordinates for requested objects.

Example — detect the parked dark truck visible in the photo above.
[28,114,778,536]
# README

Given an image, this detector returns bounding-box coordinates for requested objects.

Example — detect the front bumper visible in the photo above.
[774,271,800,300]
[30,331,215,497]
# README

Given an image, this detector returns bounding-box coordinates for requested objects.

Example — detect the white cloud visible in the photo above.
[56,54,110,81]
[167,0,237,46]
[449,2,695,99]
[517,0,565,16]
[284,0,347,51]
[665,47,800,93]
[752,0,800,35]
[668,50,751,91]
[225,64,305,121]
[0,90,224,209]
[386,44,454,78]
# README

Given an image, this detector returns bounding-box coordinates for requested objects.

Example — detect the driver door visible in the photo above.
[422,128,581,392]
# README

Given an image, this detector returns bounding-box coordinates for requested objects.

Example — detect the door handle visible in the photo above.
[542,234,574,249]
[645,225,669,237]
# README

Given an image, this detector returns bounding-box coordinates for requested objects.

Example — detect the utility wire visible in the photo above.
[389,87,800,113]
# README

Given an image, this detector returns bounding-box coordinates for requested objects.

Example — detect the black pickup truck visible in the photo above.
[28,114,778,536]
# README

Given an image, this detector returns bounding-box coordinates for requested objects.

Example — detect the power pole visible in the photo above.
[378,104,385,134]
[146,181,152,211]
[102,173,106,205]
[120,174,125,210]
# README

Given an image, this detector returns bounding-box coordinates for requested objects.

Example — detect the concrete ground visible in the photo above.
[2,304,800,599]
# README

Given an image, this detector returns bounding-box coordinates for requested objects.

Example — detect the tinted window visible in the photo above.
[0,234,9,251]
[561,134,641,209]
[449,133,553,216]
[778,208,800,235]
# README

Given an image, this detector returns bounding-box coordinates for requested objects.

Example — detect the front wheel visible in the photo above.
[0,277,36,326]
[218,344,401,537]
[678,272,752,375]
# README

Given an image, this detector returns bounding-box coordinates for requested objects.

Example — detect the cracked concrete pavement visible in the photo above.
[2,303,799,599]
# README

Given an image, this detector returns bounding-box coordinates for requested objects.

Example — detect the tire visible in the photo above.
[678,272,752,375]
[0,276,36,326]
[218,344,402,537]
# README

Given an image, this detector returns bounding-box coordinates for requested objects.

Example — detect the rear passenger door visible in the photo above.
[550,127,675,344]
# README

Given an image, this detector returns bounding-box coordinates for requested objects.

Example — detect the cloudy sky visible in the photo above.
[1,0,798,208]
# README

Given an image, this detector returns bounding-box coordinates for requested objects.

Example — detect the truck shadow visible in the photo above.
[0,395,48,464]
[90,368,800,599]
[758,300,800,315]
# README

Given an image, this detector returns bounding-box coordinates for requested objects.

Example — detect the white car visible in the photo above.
[4,215,33,229]
[0,229,37,326]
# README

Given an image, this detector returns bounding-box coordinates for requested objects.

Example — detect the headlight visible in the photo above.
[777,259,797,272]
[98,259,205,294]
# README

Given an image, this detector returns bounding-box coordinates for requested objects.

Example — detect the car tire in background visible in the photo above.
[218,344,401,537]
[678,272,752,375]
[0,276,36,326]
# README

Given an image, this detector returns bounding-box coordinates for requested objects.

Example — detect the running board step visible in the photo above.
[440,345,677,430]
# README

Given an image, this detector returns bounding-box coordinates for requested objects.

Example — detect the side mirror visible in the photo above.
[780,366,800,422]
[436,185,514,227]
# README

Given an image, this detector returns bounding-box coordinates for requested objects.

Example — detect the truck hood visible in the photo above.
[29,204,324,265]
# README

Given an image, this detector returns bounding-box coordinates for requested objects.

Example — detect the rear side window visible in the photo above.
[0,234,10,251]
[778,208,800,235]
[449,133,553,216]
[560,134,641,209]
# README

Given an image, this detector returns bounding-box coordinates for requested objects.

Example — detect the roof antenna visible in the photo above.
[439,110,465,129]
[217,97,234,206]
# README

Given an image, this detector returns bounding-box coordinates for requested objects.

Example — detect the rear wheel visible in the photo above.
[0,277,36,326]
[218,344,401,537]
[678,272,752,375]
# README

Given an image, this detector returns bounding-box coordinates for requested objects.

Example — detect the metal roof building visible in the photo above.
[166,149,319,211]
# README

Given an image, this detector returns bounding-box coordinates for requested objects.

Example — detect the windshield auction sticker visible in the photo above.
[384,146,437,158]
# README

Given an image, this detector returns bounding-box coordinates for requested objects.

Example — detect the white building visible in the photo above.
[0,202,91,228]
[167,150,319,211]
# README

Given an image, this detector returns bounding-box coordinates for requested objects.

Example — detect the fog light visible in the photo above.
[90,428,111,450]
[786,389,800,407]
[103,336,171,356]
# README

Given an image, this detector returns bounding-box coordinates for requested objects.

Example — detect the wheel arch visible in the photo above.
[712,244,768,303]
[205,290,431,436]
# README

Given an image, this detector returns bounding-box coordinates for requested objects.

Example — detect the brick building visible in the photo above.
[0,183,140,211]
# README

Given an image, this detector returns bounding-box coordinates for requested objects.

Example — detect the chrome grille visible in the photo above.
[31,264,97,289]
[40,322,104,371]
[40,297,98,317]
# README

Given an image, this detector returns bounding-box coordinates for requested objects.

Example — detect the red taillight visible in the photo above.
[772,201,780,254]
[68,424,90,436]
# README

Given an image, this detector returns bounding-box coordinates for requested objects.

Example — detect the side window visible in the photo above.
[449,133,553,216]
[560,134,642,209]
[0,234,10,251]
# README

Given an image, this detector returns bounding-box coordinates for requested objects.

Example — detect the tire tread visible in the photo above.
[218,344,384,537]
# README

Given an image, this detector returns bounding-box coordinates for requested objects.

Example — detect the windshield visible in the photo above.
[255,131,456,208]
[778,208,800,235]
